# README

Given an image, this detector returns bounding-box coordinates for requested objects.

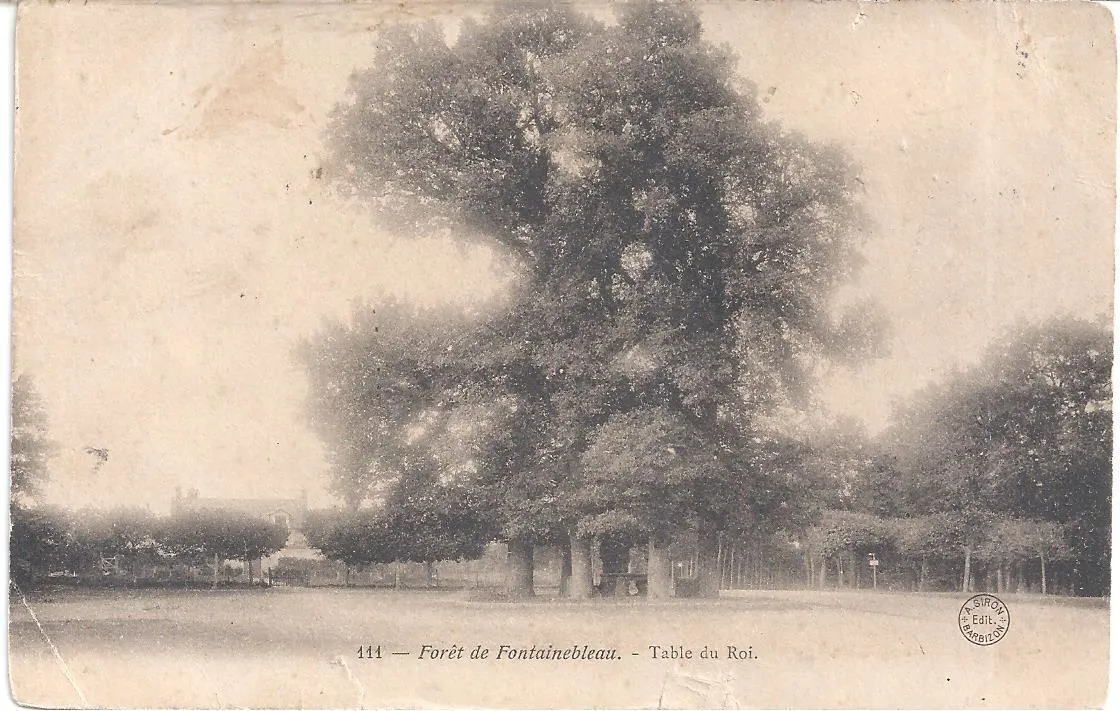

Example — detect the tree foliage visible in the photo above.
[12,506,290,586]
[305,487,493,568]
[891,513,960,562]
[976,518,1071,568]
[10,375,56,506]
[10,505,71,585]
[305,508,397,567]
[310,1,873,560]
[298,299,498,509]
[876,316,1110,594]
[807,510,892,559]
[67,506,162,573]
[158,509,288,565]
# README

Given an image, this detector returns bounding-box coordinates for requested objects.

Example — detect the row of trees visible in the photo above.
[10,504,289,587]
[303,487,493,571]
[10,376,290,589]
[867,318,1110,596]
[11,318,1108,596]
[806,510,1070,595]
[301,307,1110,597]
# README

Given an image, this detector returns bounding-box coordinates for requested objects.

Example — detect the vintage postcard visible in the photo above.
[8,0,1115,708]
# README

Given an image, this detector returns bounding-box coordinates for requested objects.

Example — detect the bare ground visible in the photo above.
[7,586,1110,709]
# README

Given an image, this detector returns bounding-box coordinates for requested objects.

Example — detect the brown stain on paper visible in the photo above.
[191,40,305,138]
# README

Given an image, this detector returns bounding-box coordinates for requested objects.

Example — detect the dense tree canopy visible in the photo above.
[880,317,1110,594]
[303,1,1108,599]
[10,505,71,585]
[10,374,63,587]
[159,509,289,567]
[12,506,291,587]
[304,488,493,570]
[67,506,162,573]
[309,0,874,595]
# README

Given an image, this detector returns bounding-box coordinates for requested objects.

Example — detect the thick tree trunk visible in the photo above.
[507,539,535,598]
[696,524,721,598]
[818,558,826,589]
[648,538,672,599]
[569,531,593,599]
[804,550,813,589]
[558,544,572,597]
[995,565,1003,594]
[1040,556,1047,596]
[212,552,219,590]
[425,561,437,588]
[962,547,972,593]
[919,558,928,592]
[836,555,843,588]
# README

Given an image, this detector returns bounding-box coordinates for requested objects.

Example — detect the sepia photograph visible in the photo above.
[7,0,1115,708]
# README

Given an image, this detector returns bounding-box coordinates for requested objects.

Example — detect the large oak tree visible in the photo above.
[310,1,871,596]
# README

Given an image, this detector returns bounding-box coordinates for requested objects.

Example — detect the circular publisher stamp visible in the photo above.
[958,593,1010,646]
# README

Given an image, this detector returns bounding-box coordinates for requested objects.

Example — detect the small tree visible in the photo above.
[68,506,161,578]
[891,514,956,591]
[159,509,287,588]
[947,509,996,593]
[808,510,891,588]
[1026,520,1072,595]
[9,505,71,586]
[975,517,1034,593]
[233,516,290,572]
[576,408,720,598]
[9,375,63,589]
[10,375,56,507]
[305,509,398,577]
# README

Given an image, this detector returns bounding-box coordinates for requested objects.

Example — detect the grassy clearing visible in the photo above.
[9,586,1109,708]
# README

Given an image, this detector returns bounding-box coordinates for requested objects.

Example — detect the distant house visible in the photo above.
[172,488,321,576]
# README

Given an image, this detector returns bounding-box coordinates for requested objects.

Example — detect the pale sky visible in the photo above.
[12,1,1115,512]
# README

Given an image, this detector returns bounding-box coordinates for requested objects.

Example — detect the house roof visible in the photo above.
[175,496,308,527]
